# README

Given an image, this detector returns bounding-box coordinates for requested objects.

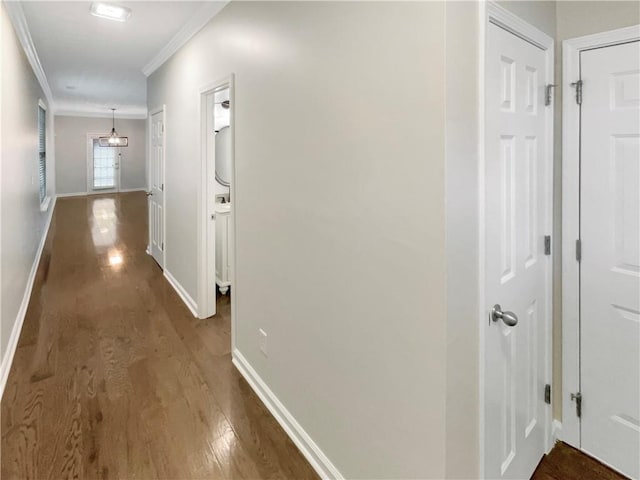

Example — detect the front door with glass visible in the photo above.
[89,136,120,192]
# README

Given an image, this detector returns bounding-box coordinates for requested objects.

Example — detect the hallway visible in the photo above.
[0,192,317,479]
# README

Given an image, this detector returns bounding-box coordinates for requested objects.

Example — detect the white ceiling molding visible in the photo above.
[55,110,148,120]
[3,1,55,109]
[142,1,229,77]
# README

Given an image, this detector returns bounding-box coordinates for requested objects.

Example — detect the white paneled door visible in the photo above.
[580,41,640,480]
[149,109,165,268]
[484,21,551,479]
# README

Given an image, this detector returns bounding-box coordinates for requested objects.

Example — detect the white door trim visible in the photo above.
[148,105,166,269]
[561,24,640,448]
[197,74,236,323]
[86,133,121,193]
[479,3,555,476]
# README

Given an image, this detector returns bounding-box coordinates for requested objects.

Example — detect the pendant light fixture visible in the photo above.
[99,108,128,147]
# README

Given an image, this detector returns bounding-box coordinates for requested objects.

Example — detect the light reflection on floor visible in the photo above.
[108,251,123,266]
[206,427,237,470]
[90,197,126,270]
[91,198,118,248]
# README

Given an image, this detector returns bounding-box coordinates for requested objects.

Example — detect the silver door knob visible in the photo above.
[146,191,153,197]
[491,304,518,327]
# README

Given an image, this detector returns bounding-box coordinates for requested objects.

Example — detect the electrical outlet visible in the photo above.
[259,329,267,357]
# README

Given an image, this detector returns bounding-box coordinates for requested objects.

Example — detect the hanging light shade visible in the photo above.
[99,108,128,147]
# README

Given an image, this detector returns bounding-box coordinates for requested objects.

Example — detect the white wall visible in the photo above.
[0,3,55,382]
[445,2,480,477]
[556,1,640,40]
[149,2,448,477]
[498,1,556,36]
[54,115,147,194]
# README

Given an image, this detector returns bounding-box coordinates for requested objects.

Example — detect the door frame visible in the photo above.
[479,3,555,475]
[561,24,640,448]
[197,74,236,322]
[86,133,121,193]
[147,105,167,269]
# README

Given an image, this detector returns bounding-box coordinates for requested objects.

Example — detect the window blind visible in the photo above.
[38,105,46,203]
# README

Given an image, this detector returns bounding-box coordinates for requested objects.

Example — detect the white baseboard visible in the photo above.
[163,269,198,318]
[119,188,147,193]
[56,188,146,198]
[552,419,563,442]
[0,197,57,399]
[232,349,343,479]
[56,191,90,198]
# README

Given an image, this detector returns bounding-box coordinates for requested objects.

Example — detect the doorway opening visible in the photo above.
[198,76,235,324]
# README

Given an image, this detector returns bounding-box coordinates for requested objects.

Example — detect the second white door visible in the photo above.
[580,40,640,480]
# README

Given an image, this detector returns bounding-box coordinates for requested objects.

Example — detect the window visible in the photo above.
[38,103,46,203]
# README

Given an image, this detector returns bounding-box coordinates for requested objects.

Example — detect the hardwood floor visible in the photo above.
[4,192,630,480]
[1,192,318,480]
[531,442,628,480]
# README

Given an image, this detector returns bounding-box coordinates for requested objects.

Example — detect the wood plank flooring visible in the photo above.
[3,193,630,480]
[1,192,318,480]
[532,442,629,480]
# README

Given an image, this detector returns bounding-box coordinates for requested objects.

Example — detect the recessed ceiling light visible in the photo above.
[90,2,131,22]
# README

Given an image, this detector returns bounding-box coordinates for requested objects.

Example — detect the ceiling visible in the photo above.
[19,1,224,118]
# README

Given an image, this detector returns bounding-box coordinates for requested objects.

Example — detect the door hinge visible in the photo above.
[571,392,582,418]
[571,80,583,105]
[544,235,551,255]
[161,242,164,250]
[544,384,551,405]
[545,84,557,106]
[576,239,582,262]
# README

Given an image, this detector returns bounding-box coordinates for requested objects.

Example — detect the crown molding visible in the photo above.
[563,24,640,51]
[4,0,55,109]
[487,1,553,51]
[55,109,148,120]
[142,1,229,77]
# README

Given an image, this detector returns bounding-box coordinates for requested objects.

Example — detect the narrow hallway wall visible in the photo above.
[0,4,56,387]
[149,2,448,477]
